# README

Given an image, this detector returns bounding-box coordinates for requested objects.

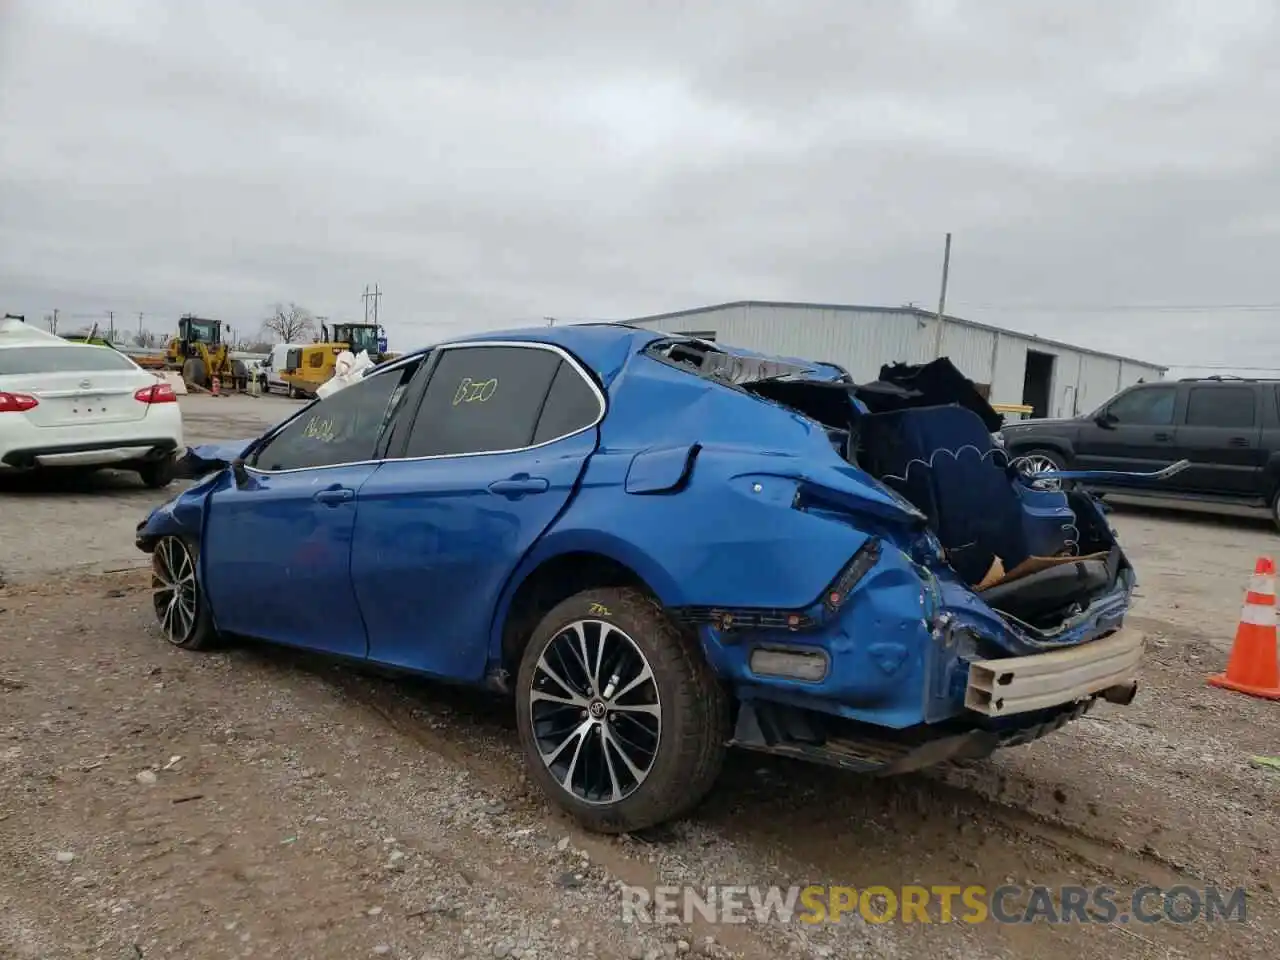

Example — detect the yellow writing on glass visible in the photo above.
[452,377,498,406]
[302,416,337,442]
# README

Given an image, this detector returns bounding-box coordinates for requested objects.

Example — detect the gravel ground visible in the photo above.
[2,414,1279,958]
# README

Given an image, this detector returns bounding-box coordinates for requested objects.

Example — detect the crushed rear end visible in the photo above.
[646,339,1181,774]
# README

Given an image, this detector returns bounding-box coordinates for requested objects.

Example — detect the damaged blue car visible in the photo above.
[136,323,1181,833]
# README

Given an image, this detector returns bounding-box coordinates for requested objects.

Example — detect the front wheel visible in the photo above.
[1014,448,1067,491]
[151,536,218,650]
[515,587,729,834]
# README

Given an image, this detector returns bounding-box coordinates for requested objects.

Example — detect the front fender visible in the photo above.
[134,469,224,550]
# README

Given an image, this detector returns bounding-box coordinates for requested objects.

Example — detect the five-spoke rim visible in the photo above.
[152,537,198,644]
[529,619,662,806]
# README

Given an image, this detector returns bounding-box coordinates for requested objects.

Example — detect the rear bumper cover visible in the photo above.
[964,628,1143,717]
[1,437,179,469]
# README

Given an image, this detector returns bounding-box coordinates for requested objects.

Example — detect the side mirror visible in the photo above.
[1094,411,1117,429]
[231,459,249,487]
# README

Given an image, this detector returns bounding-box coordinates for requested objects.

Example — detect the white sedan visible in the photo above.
[0,318,184,487]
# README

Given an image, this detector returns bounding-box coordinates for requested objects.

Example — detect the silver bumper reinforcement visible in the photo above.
[965,628,1143,717]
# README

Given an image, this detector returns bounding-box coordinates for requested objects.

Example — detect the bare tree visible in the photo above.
[132,330,159,348]
[261,303,316,344]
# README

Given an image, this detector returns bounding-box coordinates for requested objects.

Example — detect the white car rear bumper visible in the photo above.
[0,404,183,471]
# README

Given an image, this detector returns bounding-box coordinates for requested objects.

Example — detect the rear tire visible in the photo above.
[137,457,176,489]
[514,587,729,834]
[1271,491,1280,534]
[150,536,218,650]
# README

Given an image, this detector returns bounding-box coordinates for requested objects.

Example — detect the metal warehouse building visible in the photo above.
[628,301,1166,421]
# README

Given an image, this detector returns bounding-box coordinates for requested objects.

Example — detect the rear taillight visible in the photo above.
[134,383,177,404]
[0,391,38,413]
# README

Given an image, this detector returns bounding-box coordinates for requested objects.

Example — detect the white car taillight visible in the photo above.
[134,383,177,404]
[0,391,38,413]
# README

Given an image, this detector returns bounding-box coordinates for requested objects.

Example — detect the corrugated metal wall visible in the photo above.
[633,304,1163,418]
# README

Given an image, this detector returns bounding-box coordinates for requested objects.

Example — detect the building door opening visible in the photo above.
[1022,350,1055,419]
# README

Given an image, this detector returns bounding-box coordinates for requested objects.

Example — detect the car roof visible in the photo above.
[0,317,75,347]
[391,322,665,385]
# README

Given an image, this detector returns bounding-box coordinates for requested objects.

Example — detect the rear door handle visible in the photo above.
[488,475,550,497]
[314,486,355,506]
[1153,432,1172,441]
[1228,437,1251,447]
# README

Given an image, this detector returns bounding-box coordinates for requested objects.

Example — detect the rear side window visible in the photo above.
[252,364,417,471]
[0,345,137,375]
[404,345,561,458]
[1107,386,1176,426]
[532,360,602,445]
[1186,386,1256,428]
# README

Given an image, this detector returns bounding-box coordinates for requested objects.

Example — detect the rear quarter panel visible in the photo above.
[511,354,873,611]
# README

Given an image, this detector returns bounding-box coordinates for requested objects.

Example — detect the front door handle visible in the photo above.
[1153,432,1172,441]
[488,475,550,498]
[314,486,355,506]
[1228,437,1250,447]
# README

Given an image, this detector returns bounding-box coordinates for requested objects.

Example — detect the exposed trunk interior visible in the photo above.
[646,339,1124,629]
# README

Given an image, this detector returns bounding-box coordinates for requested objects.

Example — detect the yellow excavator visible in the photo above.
[164,315,247,391]
[280,321,394,398]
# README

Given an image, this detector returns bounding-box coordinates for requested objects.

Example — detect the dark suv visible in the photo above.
[1000,376,1280,528]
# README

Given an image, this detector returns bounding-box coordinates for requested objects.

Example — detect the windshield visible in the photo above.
[184,319,219,342]
[0,345,138,375]
[337,325,380,354]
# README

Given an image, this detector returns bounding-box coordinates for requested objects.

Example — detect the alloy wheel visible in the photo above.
[152,537,199,645]
[528,619,662,805]
[1016,454,1064,491]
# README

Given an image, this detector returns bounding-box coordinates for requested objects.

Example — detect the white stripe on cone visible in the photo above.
[1239,603,1277,627]
[1248,573,1277,596]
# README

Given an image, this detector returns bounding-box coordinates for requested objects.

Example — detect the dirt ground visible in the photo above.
[2,400,1279,959]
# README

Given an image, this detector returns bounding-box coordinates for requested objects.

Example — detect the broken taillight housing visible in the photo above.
[0,391,38,413]
[821,537,882,613]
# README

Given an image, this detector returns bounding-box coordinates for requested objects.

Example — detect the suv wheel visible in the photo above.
[151,536,218,650]
[1272,491,1280,534]
[515,587,728,834]
[1014,448,1067,490]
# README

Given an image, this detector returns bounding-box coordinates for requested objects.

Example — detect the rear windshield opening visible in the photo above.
[0,345,138,376]
[644,338,819,386]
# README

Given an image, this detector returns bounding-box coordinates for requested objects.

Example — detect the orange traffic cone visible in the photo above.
[1208,556,1280,700]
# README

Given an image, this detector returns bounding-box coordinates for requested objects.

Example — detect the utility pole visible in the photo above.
[108,310,114,343]
[49,308,59,334]
[362,284,382,326]
[933,232,952,359]
[138,312,144,342]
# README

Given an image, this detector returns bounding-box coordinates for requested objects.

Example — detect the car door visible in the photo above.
[350,342,605,681]
[1073,383,1183,488]
[1173,383,1264,497]
[201,361,420,655]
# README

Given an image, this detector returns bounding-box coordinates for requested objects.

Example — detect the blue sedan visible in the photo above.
[137,323,1153,833]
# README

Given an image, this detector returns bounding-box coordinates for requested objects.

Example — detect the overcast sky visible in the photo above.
[2,0,1278,371]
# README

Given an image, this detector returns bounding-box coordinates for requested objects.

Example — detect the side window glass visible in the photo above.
[404,345,561,458]
[532,360,603,445]
[1107,387,1175,426]
[252,363,415,471]
[1186,387,1255,429]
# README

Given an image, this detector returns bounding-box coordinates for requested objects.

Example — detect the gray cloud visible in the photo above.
[2,0,1278,370]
